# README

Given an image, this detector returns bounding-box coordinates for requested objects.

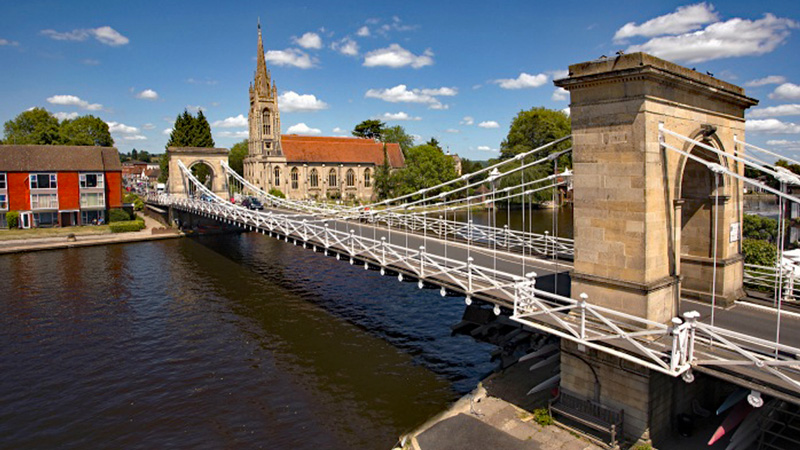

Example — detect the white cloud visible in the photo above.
[0,38,19,46]
[445,128,460,133]
[477,146,498,152]
[333,127,345,133]
[363,44,433,69]
[365,84,454,109]
[286,123,321,135]
[47,94,102,110]
[106,121,139,134]
[378,112,421,121]
[135,89,159,100]
[749,104,800,118]
[746,118,800,134]
[494,72,548,89]
[478,121,500,129]
[217,130,249,139]
[53,112,79,121]
[745,75,787,87]
[460,116,475,126]
[770,83,800,100]
[562,107,571,116]
[331,37,359,56]
[212,114,248,128]
[293,32,322,49]
[142,123,155,130]
[550,69,569,80]
[767,139,800,151]
[278,91,329,112]
[265,49,317,69]
[357,26,370,37]
[552,87,569,102]
[123,135,147,141]
[625,13,799,63]
[41,26,129,46]
[614,3,719,41]
[162,128,173,135]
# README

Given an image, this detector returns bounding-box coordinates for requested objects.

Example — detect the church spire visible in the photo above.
[255,21,270,97]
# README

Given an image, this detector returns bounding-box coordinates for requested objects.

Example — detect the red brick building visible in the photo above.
[0,145,123,228]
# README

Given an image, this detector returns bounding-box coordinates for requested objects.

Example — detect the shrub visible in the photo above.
[6,210,20,229]
[742,238,778,267]
[123,193,145,211]
[532,408,554,427]
[268,188,285,199]
[109,219,145,233]
[109,208,132,222]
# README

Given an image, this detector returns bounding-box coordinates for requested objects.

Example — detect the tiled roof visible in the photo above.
[280,135,405,168]
[0,145,122,172]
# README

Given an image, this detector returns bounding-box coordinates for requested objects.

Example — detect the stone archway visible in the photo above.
[166,147,229,198]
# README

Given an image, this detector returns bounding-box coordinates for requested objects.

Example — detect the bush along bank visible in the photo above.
[109,218,145,233]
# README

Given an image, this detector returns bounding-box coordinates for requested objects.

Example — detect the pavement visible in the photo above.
[0,214,181,254]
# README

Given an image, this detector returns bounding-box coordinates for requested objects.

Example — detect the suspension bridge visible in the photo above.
[148,53,800,445]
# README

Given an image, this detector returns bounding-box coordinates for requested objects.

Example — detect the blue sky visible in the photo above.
[1,1,799,159]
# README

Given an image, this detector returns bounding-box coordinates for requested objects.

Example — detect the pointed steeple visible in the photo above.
[255,21,270,97]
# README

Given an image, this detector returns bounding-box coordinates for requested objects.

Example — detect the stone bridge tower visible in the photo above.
[554,53,757,444]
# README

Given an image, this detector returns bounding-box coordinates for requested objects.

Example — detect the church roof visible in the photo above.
[280,135,405,168]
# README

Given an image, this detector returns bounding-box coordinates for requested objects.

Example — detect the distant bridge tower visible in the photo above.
[166,147,230,198]
[554,53,758,443]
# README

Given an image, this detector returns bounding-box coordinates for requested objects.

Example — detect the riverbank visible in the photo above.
[0,214,182,254]
[397,358,601,450]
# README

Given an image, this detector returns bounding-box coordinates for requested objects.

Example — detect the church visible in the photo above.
[243,24,405,202]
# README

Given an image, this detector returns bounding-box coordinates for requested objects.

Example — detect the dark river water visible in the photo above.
[0,208,571,449]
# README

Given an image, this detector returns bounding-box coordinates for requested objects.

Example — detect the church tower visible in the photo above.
[249,21,282,157]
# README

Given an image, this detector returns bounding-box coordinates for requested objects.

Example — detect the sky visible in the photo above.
[1,1,799,160]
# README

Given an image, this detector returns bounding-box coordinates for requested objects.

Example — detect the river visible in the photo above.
[0,207,572,448]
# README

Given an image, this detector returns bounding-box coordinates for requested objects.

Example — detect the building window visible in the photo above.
[0,173,6,189]
[0,213,6,229]
[33,212,59,228]
[31,193,58,209]
[346,169,355,187]
[274,167,280,186]
[328,169,337,187]
[364,169,371,188]
[80,173,104,188]
[0,193,6,210]
[291,168,299,189]
[262,109,271,136]
[31,173,57,189]
[81,210,105,225]
[80,192,105,208]
[310,169,319,188]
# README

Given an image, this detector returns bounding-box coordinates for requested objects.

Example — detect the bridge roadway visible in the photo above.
[172,201,800,401]
[272,209,800,400]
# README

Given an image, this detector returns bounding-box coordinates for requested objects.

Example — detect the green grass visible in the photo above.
[0,225,112,241]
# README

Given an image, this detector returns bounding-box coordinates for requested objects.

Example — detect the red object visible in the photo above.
[105,172,123,208]
[7,172,31,210]
[708,400,753,446]
[57,172,80,210]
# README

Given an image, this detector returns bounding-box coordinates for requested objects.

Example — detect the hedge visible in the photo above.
[742,238,778,267]
[109,219,146,233]
[6,210,20,229]
[109,208,132,222]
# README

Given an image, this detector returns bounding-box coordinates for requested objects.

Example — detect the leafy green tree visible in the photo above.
[392,144,458,197]
[742,238,778,266]
[426,137,442,150]
[59,115,113,146]
[461,158,487,175]
[229,140,248,176]
[382,125,414,155]
[743,214,779,243]
[373,144,393,200]
[352,119,385,139]
[3,107,60,145]
[500,107,571,161]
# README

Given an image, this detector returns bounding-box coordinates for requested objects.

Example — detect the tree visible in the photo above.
[743,214,779,243]
[373,144,393,200]
[426,137,442,150]
[742,238,778,266]
[3,107,60,145]
[229,140,249,176]
[382,125,414,155]
[161,109,217,182]
[352,119,385,140]
[392,144,458,197]
[500,107,571,161]
[59,115,113,146]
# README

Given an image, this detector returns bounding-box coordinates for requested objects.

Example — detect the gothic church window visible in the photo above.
[291,168,299,189]
[274,167,280,186]
[262,110,271,136]
[328,169,337,187]
[346,169,355,187]
[364,169,371,188]
[310,169,319,188]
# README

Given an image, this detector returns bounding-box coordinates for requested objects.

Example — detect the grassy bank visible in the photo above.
[0,225,112,241]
